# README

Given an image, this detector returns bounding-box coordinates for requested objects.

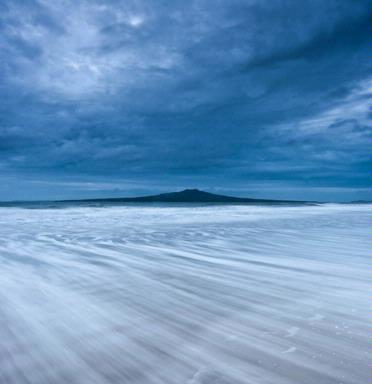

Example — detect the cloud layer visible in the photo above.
[0,0,370,200]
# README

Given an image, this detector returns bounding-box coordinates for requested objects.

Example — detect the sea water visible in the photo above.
[0,204,370,383]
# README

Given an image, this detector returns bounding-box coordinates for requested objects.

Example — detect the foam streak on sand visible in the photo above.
[0,204,370,383]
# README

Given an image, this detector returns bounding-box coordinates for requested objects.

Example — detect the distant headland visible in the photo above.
[61,189,312,204]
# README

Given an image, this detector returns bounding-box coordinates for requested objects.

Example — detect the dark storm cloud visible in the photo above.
[0,0,370,200]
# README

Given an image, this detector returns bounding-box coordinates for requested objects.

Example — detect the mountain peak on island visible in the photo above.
[165,188,218,198]
[130,188,249,202]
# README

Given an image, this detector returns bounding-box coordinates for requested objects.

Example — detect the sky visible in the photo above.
[0,0,370,201]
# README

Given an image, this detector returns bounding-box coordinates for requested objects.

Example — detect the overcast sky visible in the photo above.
[0,0,370,201]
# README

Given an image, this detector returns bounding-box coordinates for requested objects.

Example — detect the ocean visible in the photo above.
[0,203,370,384]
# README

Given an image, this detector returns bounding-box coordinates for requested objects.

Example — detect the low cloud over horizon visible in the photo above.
[0,0,371,201]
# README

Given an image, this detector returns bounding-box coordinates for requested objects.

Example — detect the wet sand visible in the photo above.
[0,204,370,383]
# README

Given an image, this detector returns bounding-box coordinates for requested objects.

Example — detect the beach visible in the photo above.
[0,204,370,384]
